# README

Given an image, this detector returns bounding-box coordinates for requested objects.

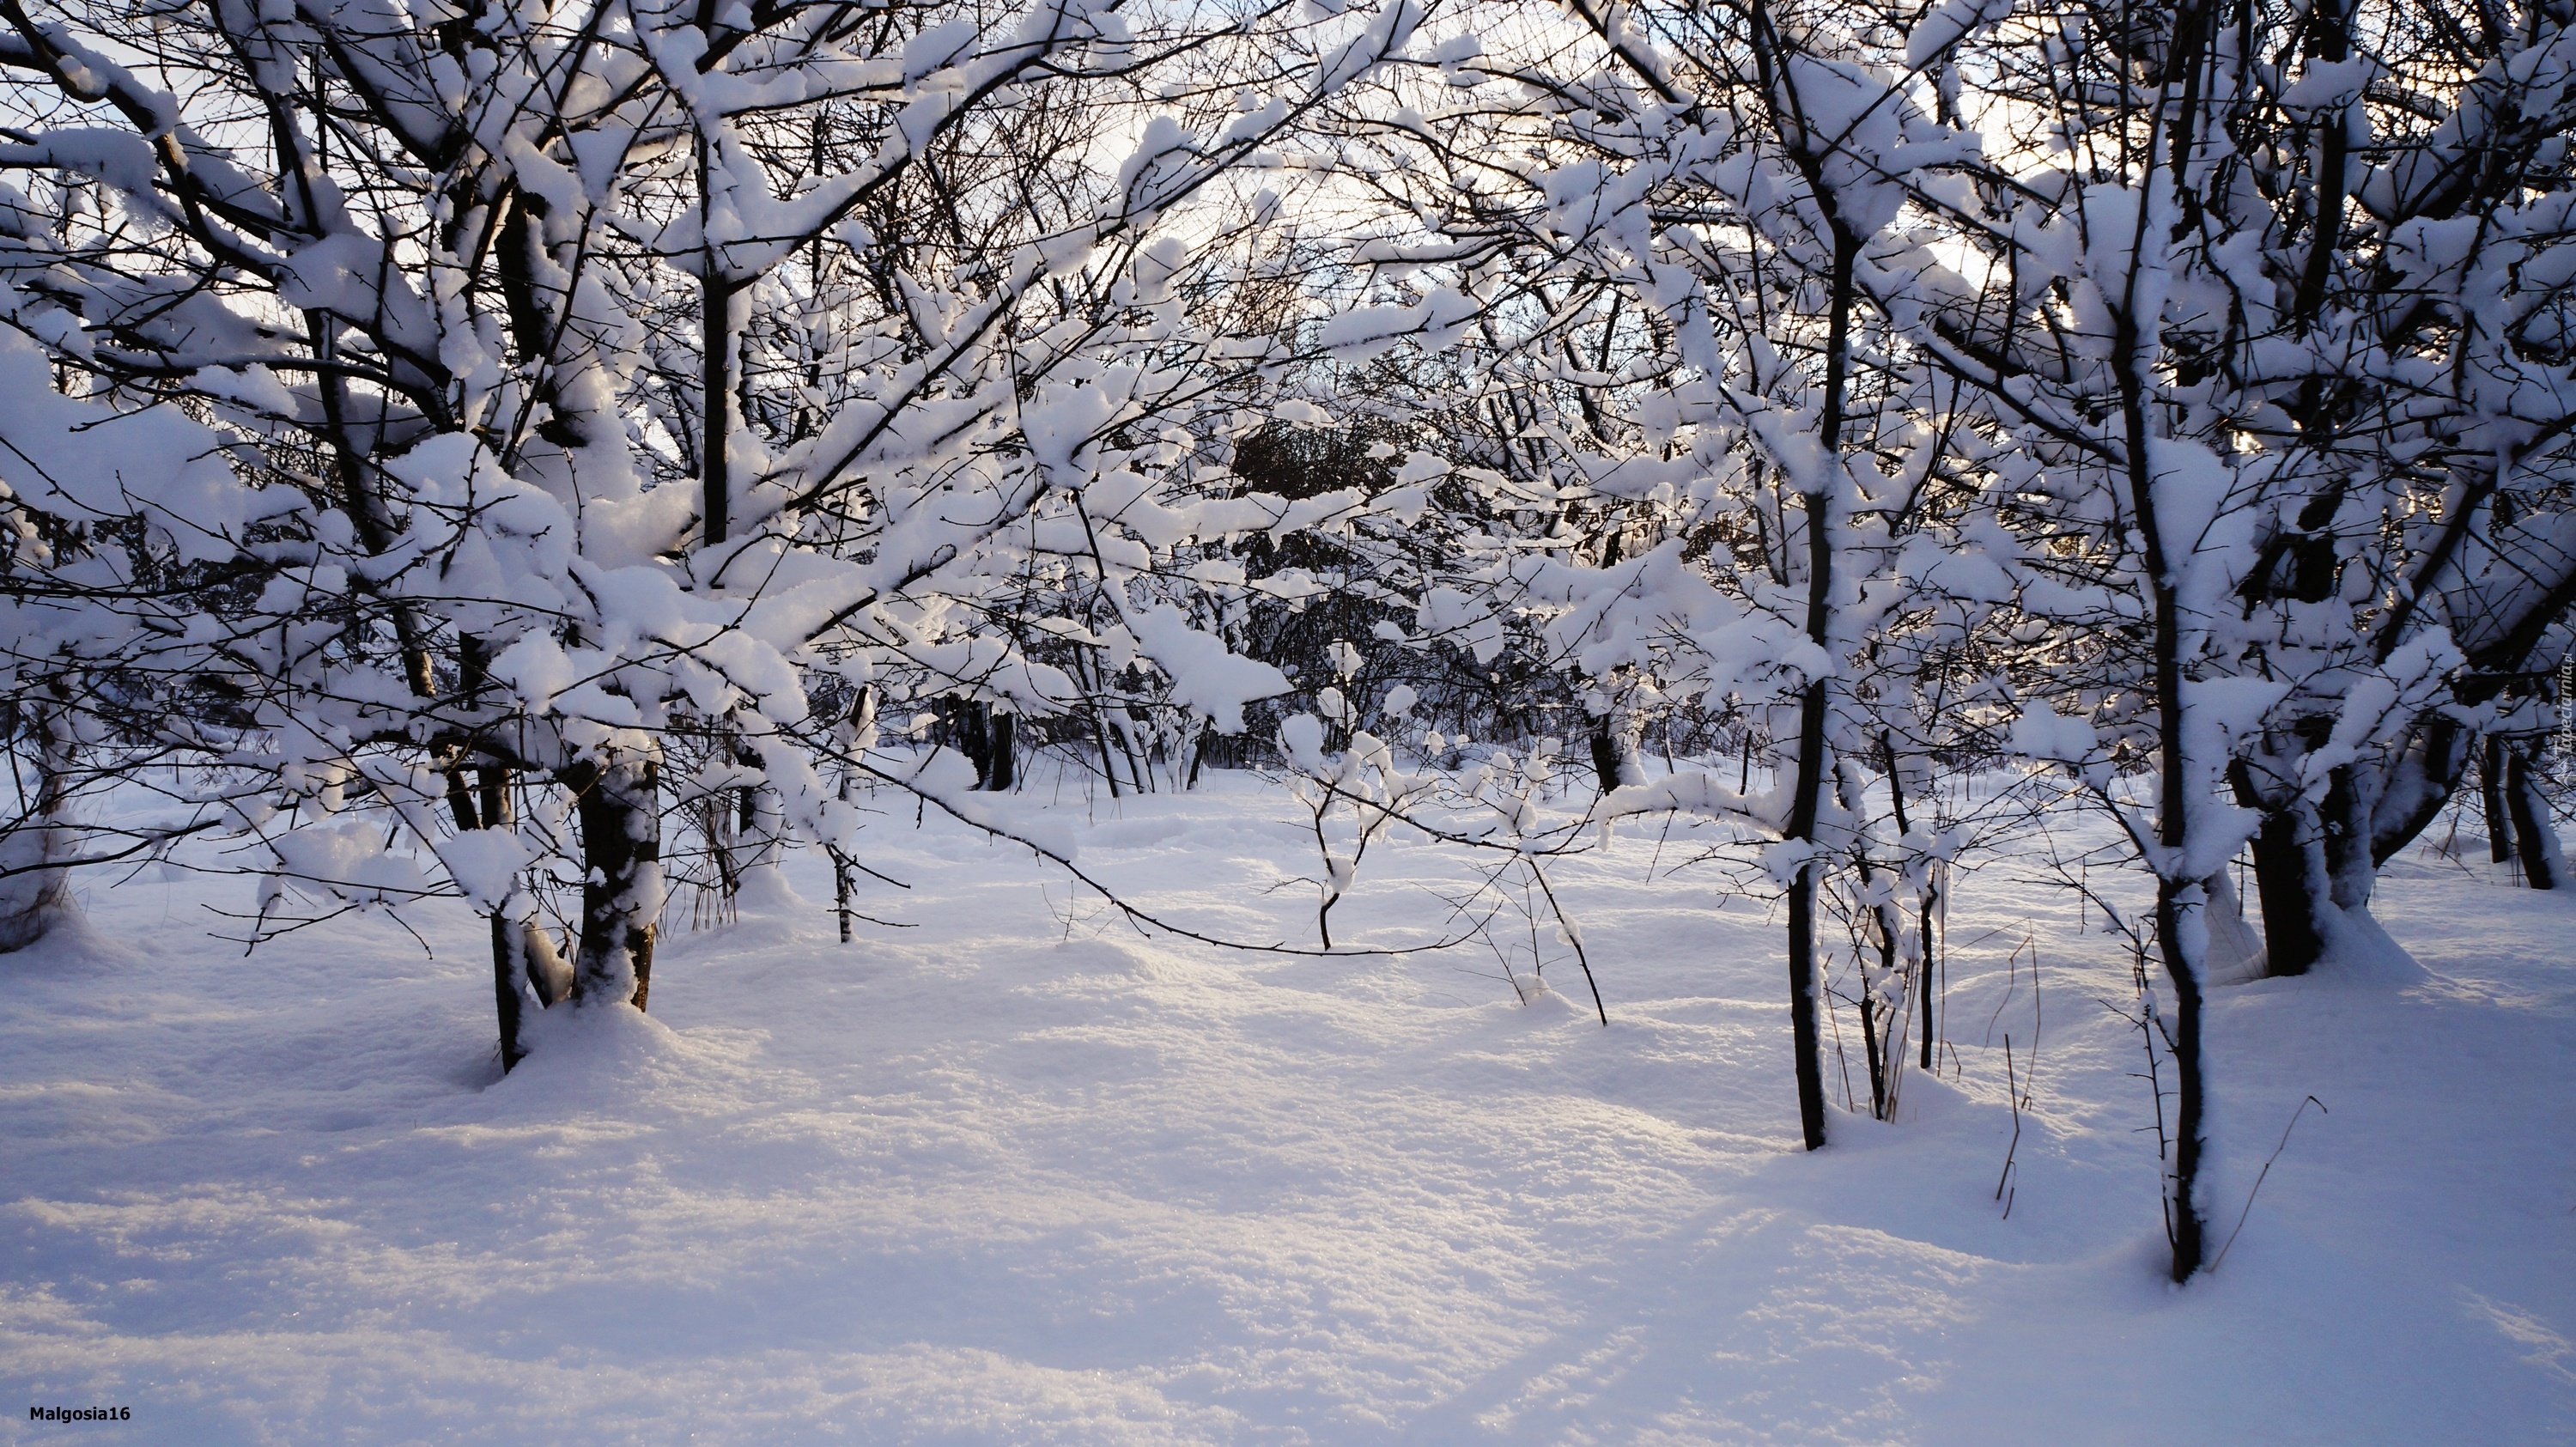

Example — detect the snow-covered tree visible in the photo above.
[0,329,288,951]
[0,0,1427,1062]
[1305,0,2018,1149]
[1835,0,2576,1275]
[1299,0,2576,1280]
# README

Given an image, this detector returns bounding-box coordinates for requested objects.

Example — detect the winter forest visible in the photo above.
[0,0,2572,1438]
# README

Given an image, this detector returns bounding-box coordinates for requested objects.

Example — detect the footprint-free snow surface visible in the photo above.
[3,772,2572,1444]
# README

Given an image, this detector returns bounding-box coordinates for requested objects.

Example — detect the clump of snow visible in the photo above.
[431,830,532,913]
[1122,603,1291,735]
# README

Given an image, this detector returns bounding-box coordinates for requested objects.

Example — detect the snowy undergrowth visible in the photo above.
[3,774,2572,1444]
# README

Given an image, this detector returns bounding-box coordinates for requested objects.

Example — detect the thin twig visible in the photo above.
[2210,1096,2328,1272]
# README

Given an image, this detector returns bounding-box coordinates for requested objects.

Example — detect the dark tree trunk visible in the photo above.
[2146,644,2209,1282]
[2323,763,2379,912]
[2506,743,2561,890]
[1771,215,1859,1155]
[1860,881,1898,1118]
[2372,718,2471,865]
[2155,879,2208,1280]
[2484,735,2512,863]
[2245,794,2325,977]
[700,129,734,551]
[1094,712,1125,798]
[1918,885,1938,1072]
[1882,738,1938,1072]
[1779,500,1833,1146]
[1783,855,1830,1152]
[1590,724,1623,797]
[831,848,855,941]
[491,912,528,1069]
[478,765,536,1070]
[1842,763,1899,1118]
[986,712,1016,791]
[1856,973,1887,1121]
[2112,181,2208,1279]
[830,772,856,942]
[437,665,533,1071]
[567,754,661,1010]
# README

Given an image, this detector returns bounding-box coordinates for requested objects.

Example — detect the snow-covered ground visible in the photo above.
[3,771,2572,1444]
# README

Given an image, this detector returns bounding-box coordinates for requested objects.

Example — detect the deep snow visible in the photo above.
[3,771,2572,1444]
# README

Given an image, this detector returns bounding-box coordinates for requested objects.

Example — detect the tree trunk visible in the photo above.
[1783,854,1831,1152]
[1917,879,1938,1072]
[1882,739,1939,1073]
[490,912,530,1069]
[941,696,993,785]
[2154,879,2208,1280]
[2484,735,2513,863]
[2202,868,2268,982]
[735,746,786,890]
[467,761,541,1071]
[2115,221,2208,1280]
[1782,476,1835,1149]
[567,752,662,1009]
[1775,219,1859,1154]
[1779,502,1833,1146]
[986,711,1016,791]
[2371,717,2471,865]
[831,847,855,941]
[1856,961,1888,1121]
[471,767,568,1044]
[2323,763,2379,912]
[0,702,74,953]
[1588,714,1644,798]
[448,638,535,1068]
[1840,763,1899,1118]
[700,129,734,551]
[2245,794,2325,977]
[2506,743,2562,890]
[1589,723,1623,797]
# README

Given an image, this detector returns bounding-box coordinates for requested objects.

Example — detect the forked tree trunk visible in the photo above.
[567,753,662,1009]
[447,638,540,1069]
